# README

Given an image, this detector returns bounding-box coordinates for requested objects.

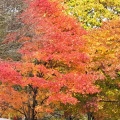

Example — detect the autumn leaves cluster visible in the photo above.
[0,0,120,119]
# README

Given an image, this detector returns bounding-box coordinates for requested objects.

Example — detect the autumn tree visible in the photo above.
[0,0,99,119]
[63,0,120,119]
[85,19,120,120]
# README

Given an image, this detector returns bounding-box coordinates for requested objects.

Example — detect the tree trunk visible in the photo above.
[31,88,38,120]
[87,112,92,120]
[69,116,72,120]
[25,86,38,120]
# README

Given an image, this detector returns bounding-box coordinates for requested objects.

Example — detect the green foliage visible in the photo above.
[64,0,120,29]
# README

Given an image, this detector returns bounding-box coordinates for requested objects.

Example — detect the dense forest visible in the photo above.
[0,0,120,120]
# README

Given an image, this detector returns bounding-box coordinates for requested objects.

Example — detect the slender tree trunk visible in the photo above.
[69,116,72,120]
[25,85,38,120]
[87,112,92,120]
[87,112,95,120]
[66,116,73,120]
[28,99,31,120]
[26,86,31,120]
[31,88,38,120]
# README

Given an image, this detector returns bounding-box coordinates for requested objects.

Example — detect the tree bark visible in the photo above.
[31,87,38,120]
[25,86,38,120]
[87,112,92,120]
